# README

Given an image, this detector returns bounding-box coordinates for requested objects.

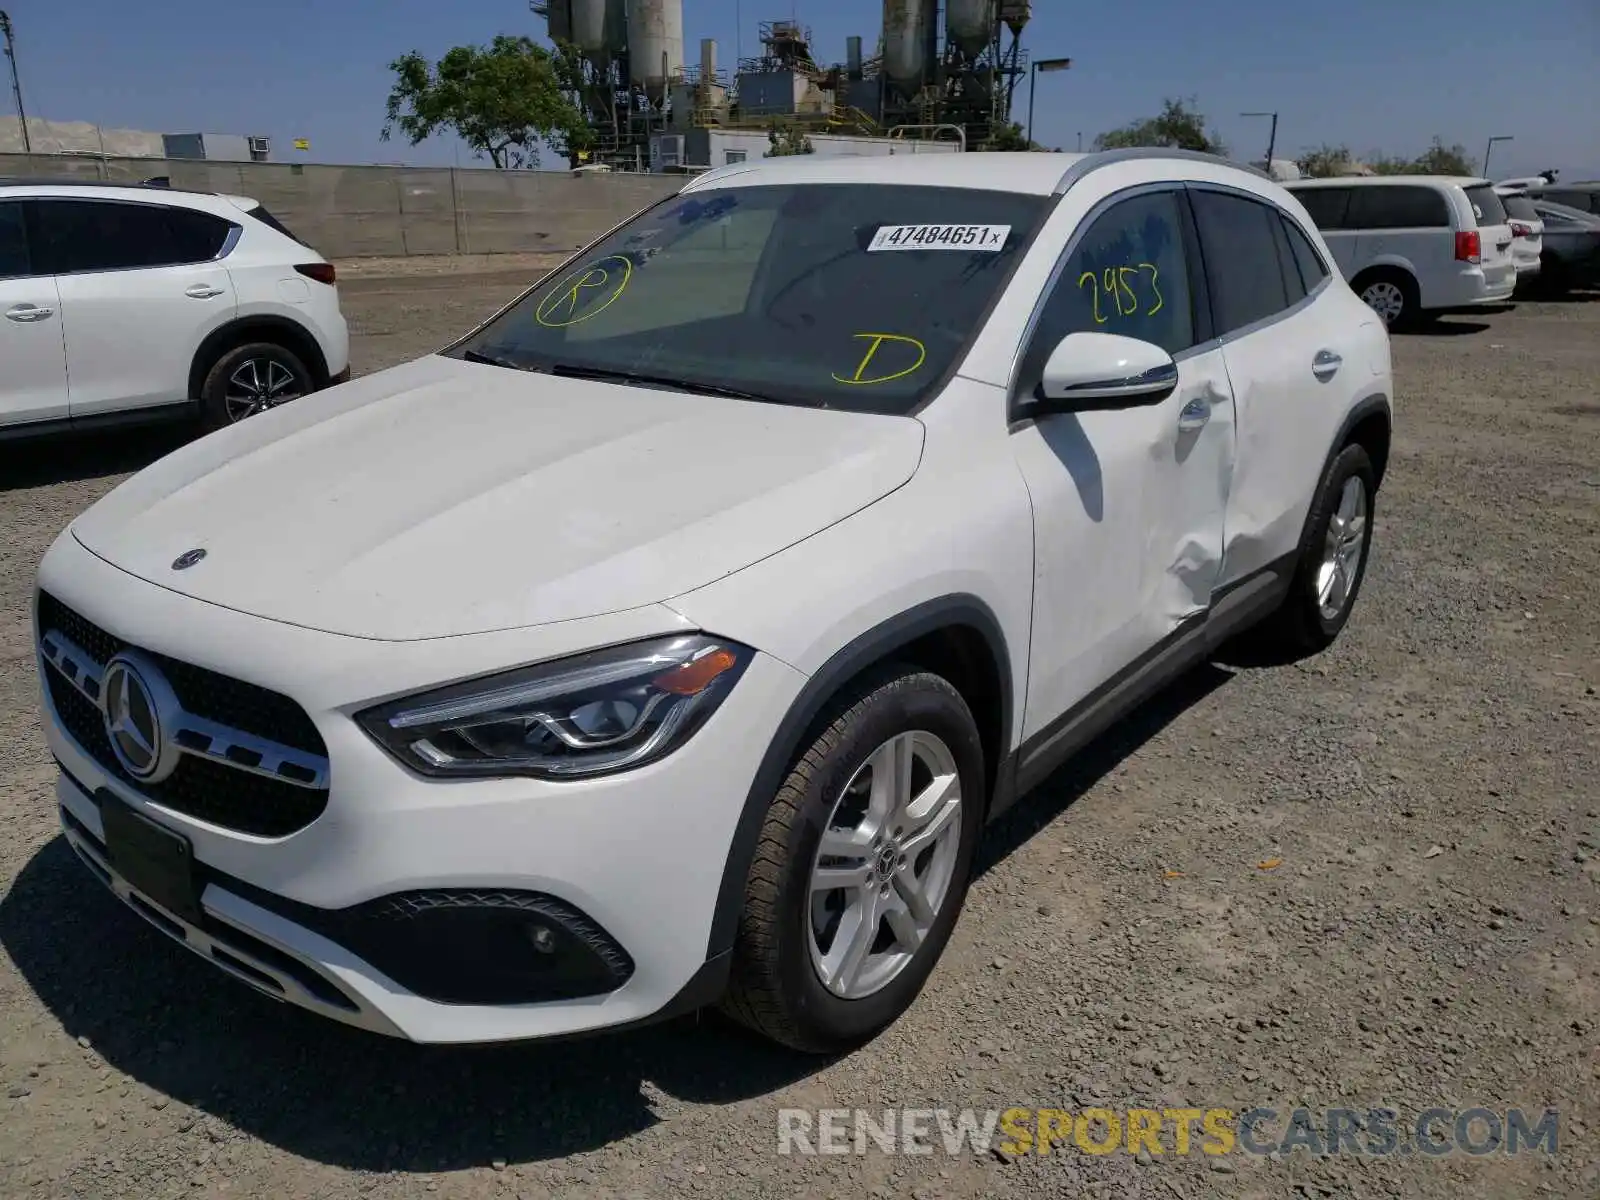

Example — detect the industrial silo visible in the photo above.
[882,0,934,97]
[627,0,685,103]
[946,0,995,56]
[569,0,625,61]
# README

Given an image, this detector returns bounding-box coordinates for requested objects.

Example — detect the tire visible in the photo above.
[1352,269,1420,330]
[199,342,314,431]
[720,666,986,1053]
[1240,442,1377,658]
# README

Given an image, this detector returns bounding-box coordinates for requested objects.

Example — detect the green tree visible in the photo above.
[1094,97,1225,155]
[766,126,815,157]
[381,36,586,168]
[1409,137,1476,176]
[1297,143,1355,178]
[983,122,1041,152]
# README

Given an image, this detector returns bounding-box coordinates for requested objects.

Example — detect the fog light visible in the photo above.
[527,924,557,954]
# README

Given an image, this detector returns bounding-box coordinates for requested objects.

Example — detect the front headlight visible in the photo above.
[357,634,752,780]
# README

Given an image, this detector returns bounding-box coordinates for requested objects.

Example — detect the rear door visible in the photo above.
[1289,186,1360,276]
[0,199,70,428]
[1463,184,1516,296]
[1189,186,1366,584]
[32,197,240,418]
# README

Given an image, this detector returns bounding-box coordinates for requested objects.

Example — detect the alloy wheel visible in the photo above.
[225,358,305,422]
[807,730,963,1000]
[1317,476,1368,620]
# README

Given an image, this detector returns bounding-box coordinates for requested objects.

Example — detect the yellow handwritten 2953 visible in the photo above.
[1076,263,1164,325]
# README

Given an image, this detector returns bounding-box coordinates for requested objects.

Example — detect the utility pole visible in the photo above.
[1241,110,1277,171]
[1483,135,1513,179]
[1026,57,1072,149]
[0,10,28,153]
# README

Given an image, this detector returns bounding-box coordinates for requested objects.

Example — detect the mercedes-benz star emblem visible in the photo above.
[100,654,183,783]
[171,548,207,571]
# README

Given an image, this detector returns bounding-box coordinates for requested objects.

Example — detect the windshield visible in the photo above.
[447,183,1048,415]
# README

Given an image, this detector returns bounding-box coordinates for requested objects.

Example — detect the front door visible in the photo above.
[1009,185,1235,739]
[0,200,70,428]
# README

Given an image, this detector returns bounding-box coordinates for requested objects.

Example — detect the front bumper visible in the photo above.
[36,534,805,1043]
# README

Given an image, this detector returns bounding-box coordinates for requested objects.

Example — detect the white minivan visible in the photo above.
[1285,176,1516,328]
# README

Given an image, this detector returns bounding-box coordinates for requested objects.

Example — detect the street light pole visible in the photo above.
[1241,110,1277,171]
[0,11,28,153]
[1483,135,1513,179]
[1026,57,1071,149]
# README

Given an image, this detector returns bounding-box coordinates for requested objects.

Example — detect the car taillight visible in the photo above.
[1509,222,1533,238]
[295,263,337,285]
[1454,231,1481,263]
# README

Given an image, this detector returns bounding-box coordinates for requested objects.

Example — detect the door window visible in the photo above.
[1019,188,1195,391]
[1280,214,1330,294]
[1190,189,1289,335]
[1347,186,1451,230]
[1290,187,1353,231]
[0,201,28,277]
[32,199,235,274]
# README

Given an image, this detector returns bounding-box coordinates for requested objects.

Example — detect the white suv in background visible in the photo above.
[1285,175,1516,328]
[0,181,350,439]
[35,150,1393,1052]
[1495,185,1545,282]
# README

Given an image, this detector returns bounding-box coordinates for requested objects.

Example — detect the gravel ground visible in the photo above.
[1,265,1596,1200]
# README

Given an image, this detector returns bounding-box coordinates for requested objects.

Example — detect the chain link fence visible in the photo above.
[0,154,684,259]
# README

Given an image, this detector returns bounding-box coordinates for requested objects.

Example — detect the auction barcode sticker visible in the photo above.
[868,224,1012,252]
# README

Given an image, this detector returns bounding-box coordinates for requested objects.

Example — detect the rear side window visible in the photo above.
[1464,185,1507,227]
[1281,215,1330,290]
[1543,190,1600,215]
[32,199,236,274]
[1501,193,1538,222]
[1289,187,1353,231]
[246,204,311,248]
[1190,189,1288,335]
[0,201,27,277]
[1348,186,1451,230]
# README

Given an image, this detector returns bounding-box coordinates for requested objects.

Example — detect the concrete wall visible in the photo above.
[0,118,164,157]
[0,153,685,259]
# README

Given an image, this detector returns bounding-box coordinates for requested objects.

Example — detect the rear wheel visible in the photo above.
[200,342,314,431]
[1353,269,1419,330]
[720,667,985,1053]
[1236,443,1377,658]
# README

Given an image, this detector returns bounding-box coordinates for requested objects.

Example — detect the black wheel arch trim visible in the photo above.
[1330,392,1393,486]
[189,316,330,400]
[705,594,1014,960]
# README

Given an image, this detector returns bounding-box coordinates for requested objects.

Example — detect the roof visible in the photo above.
[681,148,1276,197]
[1286,175,1491,189]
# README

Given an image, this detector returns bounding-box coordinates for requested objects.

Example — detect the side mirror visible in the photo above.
[1027,331,1179,416]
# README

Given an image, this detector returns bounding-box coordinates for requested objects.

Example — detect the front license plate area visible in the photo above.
[98,792,203,927]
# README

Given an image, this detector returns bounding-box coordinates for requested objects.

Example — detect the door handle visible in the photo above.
[1177,397,1210,433]
[4,304,54,322]
[1312,350,1343,380]
[185,284,225,299]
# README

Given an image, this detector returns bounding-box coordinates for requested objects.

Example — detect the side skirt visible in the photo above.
[990,555,1294,818]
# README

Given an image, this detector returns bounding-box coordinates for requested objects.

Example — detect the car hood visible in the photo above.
[71,355,925,641]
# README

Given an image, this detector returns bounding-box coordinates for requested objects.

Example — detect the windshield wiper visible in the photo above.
[460,348,541,371]
[547,362,778,404]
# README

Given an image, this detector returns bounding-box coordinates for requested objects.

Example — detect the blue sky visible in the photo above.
[5,0,1597,178]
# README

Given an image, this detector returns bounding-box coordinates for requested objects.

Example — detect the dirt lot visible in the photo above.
[1,267,1596,1200]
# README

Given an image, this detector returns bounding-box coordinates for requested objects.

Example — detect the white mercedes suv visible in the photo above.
[1,180,349,439]
[34,150,1393,1052]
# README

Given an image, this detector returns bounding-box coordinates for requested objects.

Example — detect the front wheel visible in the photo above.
[720,667,985,1053]
[200,343,314,430]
